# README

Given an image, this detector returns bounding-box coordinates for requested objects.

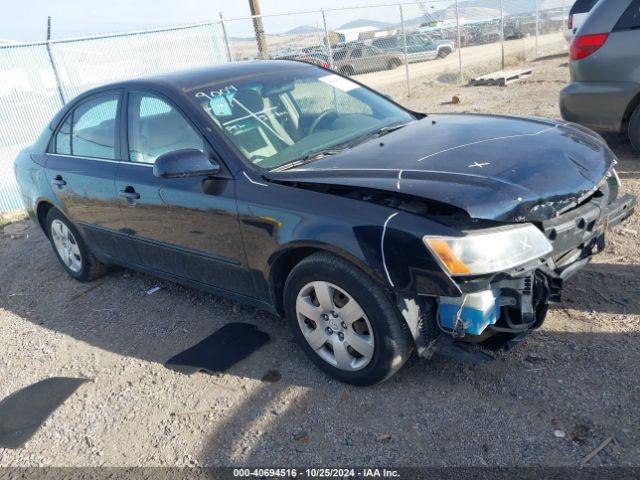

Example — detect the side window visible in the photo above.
[614,0,640,30]
[54,94,119,159]
[128,94,204,164]
[351,48,363,59]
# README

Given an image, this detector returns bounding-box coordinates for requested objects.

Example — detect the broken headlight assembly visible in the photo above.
[423,224,553,276]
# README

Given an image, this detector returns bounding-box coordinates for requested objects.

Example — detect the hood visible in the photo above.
[265,114,616,222]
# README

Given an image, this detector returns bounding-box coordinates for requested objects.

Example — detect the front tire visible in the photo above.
[284,252,413,386]
[629,104,640,152]
[46,208,108,282]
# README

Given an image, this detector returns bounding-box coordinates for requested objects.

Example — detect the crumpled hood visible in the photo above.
[265,114,616,222]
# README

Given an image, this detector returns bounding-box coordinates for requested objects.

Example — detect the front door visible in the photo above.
[115,91,252,296]
[44,91,127,259]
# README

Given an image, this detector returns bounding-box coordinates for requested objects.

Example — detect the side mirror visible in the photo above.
[153,149,220,179]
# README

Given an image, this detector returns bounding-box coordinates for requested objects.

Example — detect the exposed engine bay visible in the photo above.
[397,173,636,363]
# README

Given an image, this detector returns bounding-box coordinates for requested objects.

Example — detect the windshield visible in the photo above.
[188,66,414,170]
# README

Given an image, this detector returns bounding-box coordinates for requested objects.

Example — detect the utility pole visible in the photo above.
[46,16,52,41]
[248,0,269,59]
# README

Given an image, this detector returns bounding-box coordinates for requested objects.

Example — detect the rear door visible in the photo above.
[44,91,128,259]
[115,90,252,295]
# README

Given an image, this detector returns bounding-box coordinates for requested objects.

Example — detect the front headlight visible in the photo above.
[423,224,553,276]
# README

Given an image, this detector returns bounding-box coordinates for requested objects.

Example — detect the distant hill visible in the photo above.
[286,25,323,34]
[337,19,396,30]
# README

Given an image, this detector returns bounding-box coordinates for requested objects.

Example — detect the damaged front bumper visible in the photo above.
[408,192,636,363]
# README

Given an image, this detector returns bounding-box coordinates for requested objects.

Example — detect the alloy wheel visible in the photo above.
[50,219,83,273]
[296,281,375,371]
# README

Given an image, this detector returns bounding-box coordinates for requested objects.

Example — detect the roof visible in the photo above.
[137,60,313,91]
[62,60,317,109]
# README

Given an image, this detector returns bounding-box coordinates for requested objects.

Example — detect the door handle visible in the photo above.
[52,175,67,188]
[119,187,140,205]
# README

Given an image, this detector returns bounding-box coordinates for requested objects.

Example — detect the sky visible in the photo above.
[0,0,447,42]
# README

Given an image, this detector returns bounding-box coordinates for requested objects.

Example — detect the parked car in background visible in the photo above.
[560,0,640,150]
[564,0,600,43]
[273,52,330,69]
[14,61,635,385]
[371,33,454,63]
[332,43,403,76]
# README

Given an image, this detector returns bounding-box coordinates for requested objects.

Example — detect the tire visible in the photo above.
[437,48,452,58]
[629,104,640,152]
[284,252,413,386]
[387,59,400,70]
[46,208,108,282]
[339,66,354,76]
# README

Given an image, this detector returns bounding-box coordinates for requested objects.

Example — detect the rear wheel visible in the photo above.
[46,208,107,282]
[629,105,640,152]
[339,65,354,76]
[284,252,413,386]
[437,48,452,58]
[387,59,401,70]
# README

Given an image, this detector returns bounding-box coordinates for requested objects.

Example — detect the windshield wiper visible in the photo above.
[375,122,412,137]
[271,148,345,172]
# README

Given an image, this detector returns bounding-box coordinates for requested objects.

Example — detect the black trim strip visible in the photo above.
[78,222,241,266]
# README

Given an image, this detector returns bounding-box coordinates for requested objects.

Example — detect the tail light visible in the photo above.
[570,33,609,61]
[321,62,329,68]
[568,14,573,30]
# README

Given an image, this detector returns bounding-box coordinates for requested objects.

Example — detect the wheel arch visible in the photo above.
[36,199,57,237]
[622,88,640,128]
[267,242,386,317]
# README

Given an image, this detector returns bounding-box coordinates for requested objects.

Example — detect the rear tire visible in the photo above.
[629,105,640,152]
[46,208,108,282]
[284,252,413,386]
[339,66,354,76]
[437,48,452,58]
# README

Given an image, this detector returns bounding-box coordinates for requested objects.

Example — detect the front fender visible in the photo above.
[236,177,461,305]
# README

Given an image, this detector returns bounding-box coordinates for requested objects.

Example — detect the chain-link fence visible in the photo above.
[0,0,571,212]
[0,22,229,212]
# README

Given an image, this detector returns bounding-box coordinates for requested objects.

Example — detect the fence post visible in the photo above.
[455,0,463,84]
[321,10,335,71]
[499,0,505,70]
[219,13,234,62]
[44,16,65,105]
[535,0,539,60]
[399,4,411,97]
[46,44,66,105]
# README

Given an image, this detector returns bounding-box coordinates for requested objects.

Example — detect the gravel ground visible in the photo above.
[1,54,639,467]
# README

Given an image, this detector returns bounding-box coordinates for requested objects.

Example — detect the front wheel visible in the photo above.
[46,208,108,282]
[284,252,413,386]
[629,104,640,152]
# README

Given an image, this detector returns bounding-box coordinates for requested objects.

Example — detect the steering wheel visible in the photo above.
[309,109,339,134]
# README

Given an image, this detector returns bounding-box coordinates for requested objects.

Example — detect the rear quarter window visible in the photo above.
[614,0,640,30]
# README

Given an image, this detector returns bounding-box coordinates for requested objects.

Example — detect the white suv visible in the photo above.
[565,0,600,42]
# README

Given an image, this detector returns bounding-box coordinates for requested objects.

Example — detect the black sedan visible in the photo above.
[14,61,635,385]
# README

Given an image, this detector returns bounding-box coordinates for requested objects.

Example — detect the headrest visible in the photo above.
[232,89,264,114]
[141,113,188,150]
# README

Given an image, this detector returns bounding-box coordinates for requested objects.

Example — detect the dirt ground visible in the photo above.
[1,54,639,468]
